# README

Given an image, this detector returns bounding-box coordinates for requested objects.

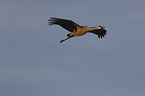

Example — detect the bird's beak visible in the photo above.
[103,27,105,28]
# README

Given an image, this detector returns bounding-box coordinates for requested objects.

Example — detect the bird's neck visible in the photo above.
[82,26,101,32]
[82,26,95,31]
[91,27,102,29]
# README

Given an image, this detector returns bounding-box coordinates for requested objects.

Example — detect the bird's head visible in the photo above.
[96,26,105,29]
[91,26,105,29]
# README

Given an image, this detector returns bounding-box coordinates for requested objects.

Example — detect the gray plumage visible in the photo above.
[48,17,107,43]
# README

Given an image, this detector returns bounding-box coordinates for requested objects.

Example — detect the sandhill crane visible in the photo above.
[48,17,107,43]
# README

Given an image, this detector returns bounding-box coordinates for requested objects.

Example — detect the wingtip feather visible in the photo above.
[48,17,57,25]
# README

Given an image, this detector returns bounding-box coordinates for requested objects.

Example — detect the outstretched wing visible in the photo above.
[48,17,80,32]
[89,29,107,38]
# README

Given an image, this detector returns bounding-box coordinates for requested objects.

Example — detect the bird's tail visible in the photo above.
[48,17,57,25]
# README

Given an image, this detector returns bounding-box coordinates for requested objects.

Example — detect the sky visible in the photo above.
[0,0,145,96]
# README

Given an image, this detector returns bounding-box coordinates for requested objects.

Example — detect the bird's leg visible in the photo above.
[60,37,72,43]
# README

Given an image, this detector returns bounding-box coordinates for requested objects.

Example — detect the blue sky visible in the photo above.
[0,0,145,96]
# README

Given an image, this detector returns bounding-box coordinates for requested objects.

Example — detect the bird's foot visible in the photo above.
[60,40,65,43]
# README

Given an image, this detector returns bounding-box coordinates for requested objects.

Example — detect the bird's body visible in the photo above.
[48,17,107,43]
[69,26,89,36]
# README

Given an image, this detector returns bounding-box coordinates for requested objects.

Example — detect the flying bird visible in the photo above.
[48,17,107,43]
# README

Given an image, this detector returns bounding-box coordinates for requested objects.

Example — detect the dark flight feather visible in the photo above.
[48,17,79,32]
[88,29,107,38]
